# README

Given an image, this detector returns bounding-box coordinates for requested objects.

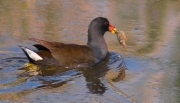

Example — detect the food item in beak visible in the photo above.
[116,31,127,49]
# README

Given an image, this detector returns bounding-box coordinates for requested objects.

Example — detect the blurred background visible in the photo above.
[0,0,180,102]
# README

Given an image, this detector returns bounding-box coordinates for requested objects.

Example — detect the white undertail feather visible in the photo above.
[20,46,43,61]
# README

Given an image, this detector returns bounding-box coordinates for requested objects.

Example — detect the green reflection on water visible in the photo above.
[0,0,62,40]
[115,0,180,55]
[21,1,29,35]
[43,1,61,36]
[115,1,180,102]
[137,0,166,54]
[174,26,180,103]
[0,0,29,36]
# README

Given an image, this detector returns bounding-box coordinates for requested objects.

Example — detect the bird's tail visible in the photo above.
[19,46,43,62]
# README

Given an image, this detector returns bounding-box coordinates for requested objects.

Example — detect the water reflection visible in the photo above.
[0,52,125,98]
[136,0,166,54]
[115,0,180,55]
[0,0,180,102]
[81,52,125,94]
[31,52,125,94]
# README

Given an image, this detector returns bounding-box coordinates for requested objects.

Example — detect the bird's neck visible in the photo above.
[87,29,108,60]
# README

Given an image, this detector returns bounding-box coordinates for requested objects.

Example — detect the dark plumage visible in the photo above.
[19,17,117,68]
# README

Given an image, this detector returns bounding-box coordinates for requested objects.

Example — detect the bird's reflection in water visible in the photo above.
[19,52,125,95]
[81,52,125,94]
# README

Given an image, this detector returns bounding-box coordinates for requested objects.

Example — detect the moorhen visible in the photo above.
[19,17,118,68]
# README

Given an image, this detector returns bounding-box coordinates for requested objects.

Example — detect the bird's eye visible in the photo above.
[104,22,109,25]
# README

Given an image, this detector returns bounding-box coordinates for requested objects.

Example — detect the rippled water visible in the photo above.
[0,0,180,103]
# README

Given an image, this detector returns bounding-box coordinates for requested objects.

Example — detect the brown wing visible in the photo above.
[29,38,96,68]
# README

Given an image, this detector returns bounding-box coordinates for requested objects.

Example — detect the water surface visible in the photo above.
[0,0,180,103]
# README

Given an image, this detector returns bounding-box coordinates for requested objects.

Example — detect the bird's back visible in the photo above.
[31,38,97,68]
